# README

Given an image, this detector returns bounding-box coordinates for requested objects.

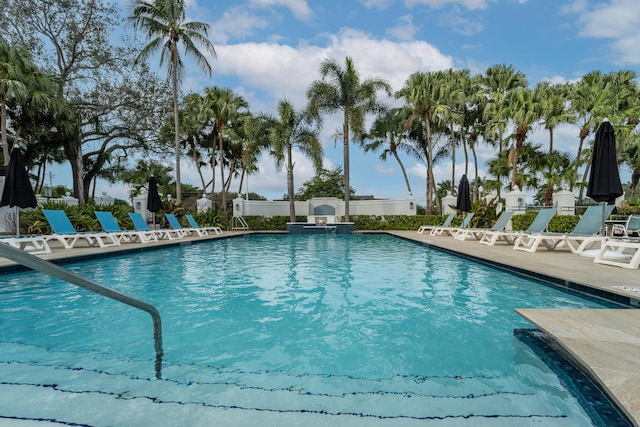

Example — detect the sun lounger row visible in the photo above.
[5,209,223,252]
[417,206,640,269]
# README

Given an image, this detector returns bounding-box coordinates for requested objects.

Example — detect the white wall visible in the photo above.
[233,196,417,218]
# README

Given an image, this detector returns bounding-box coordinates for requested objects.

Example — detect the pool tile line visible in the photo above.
[1,341,571,423]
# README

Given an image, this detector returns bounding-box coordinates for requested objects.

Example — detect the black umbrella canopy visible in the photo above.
[0,146,37,209]
[456,174,472,212]
[587,121,623,204]
[147,176,163,213]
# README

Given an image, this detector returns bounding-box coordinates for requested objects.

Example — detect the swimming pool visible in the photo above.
[0,234,629,426]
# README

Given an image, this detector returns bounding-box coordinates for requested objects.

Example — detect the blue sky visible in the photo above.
[82,0,640,204]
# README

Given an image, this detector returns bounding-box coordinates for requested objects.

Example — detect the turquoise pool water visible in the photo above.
[0,234,628,426]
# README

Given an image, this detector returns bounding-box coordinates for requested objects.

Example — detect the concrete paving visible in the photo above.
[1,229,639,425]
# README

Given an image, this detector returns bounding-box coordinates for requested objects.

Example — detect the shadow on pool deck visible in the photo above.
[1,229,638,426]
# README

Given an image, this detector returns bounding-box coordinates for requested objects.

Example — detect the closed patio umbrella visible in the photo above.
[456,174,472,213]
[586,120,623,235]
[147,176,163,227]
[0,146,38,236]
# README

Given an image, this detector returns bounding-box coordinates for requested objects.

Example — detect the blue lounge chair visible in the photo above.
[163,213,190,237]
[417,212,454,235]
[128,212,183,240]
[480,208,557,246]
[95,211,158,244]
[185,214,223,236]
[514,205,615,253]
[453,210,514,241]
[42,209,120,249]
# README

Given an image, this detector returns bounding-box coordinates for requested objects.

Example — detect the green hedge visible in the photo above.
[510,211,580,233]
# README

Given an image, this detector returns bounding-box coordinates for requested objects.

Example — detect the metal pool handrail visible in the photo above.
[232,215,249,233]
[0,243,163,379]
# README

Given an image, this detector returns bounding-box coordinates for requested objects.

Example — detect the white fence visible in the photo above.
[233,196,417,218]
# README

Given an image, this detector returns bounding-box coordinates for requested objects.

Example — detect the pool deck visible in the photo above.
[2,229,639,426]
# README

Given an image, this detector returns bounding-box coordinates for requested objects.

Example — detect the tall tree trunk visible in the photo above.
[544,127,554,205]
[450,119,455,194]
[392,149,412,195]
[423,112,434,214]
[343,119,350,222]
[188,137,207,192]
[64,133,85,203]
[218,129,227,226]
[287,143,295,222]
[1,97,9,165]
[572,125,589,192]
[578,155,592,205]
[471,139,479,202]
[172,58,182,204]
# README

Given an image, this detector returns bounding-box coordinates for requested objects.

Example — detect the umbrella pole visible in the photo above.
[601,201,607,238]
[15,207,19,237]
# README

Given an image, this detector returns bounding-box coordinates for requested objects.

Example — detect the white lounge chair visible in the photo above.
[417,213,454,235]
[42,209,120,249]
[128,212,183,240]
[514,205,614,253]
[0,235,52,255]
[185,214,223,236]
[480,208,556,246]
[95,211,158,244]
[612,214,640,237]
[435,212,475,236]
[163,214,191,237]
[453,210,514,241]
[593,239,640,269]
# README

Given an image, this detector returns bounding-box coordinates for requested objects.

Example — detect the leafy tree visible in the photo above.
[306,56,391,221]
[120,159,173,202]
[131,0,216,204]
[295,166,355,201]
[3,0,174,202]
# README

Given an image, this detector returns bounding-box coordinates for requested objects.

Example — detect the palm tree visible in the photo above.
[200,86,248,221]
[0,41,28,163]
[396,70,452,214]
[306,56,391,221]
[130,0,216,204]
[481,65,527,197]
[441,69,466,189]
[534,81,574,204]
[265,99,323,222]
[567,72,619,202]
[365,107,413,195]
[505,87,540,190]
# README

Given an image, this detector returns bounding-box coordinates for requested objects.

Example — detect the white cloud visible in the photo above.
[569,0,640,65]
[405,0,493,11]
[375,163,397,175]
[249,0,313,20]
[386,15,420,41]
[209,8,271,44]
[215,28,453,111]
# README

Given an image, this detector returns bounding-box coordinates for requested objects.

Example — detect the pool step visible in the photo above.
[0,341,577,426]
